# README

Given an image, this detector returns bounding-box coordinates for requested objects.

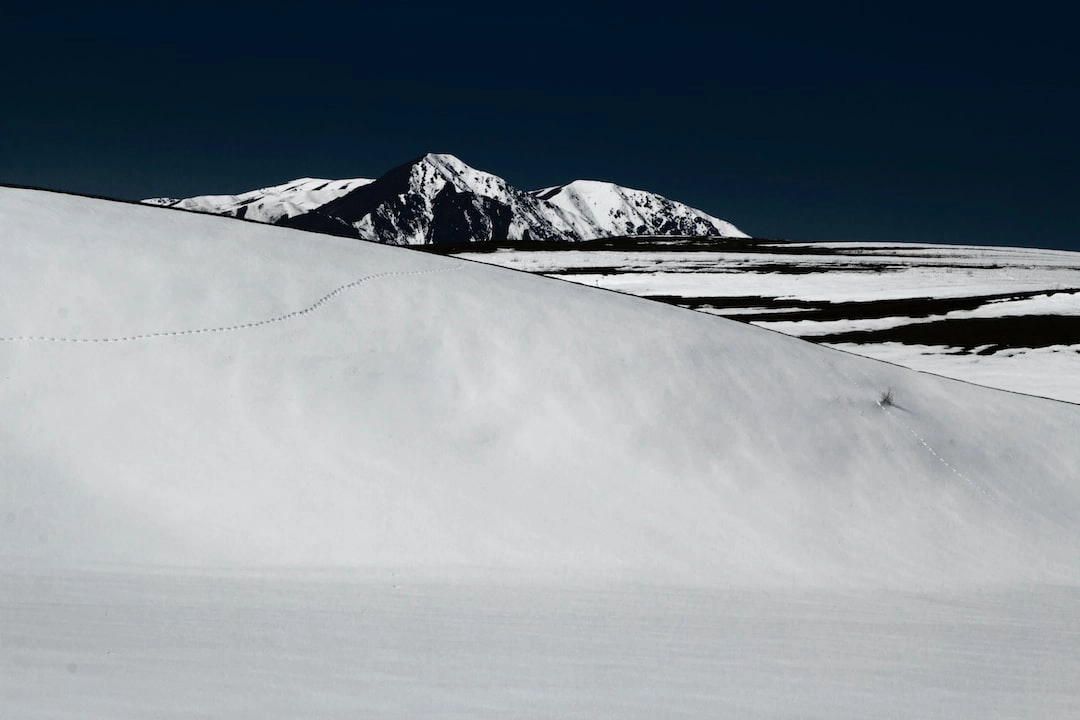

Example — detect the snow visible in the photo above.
[827,341,1080,404]
[453,244,1080,303]
[452,241,1080,402]
[756,291,1080,337]
[348,153,577,244]
[424,152,502,193]
[944,290,1080,318]
[5,571,1080,719]
[3,188,1080,717]
[757,315,938,336]
[543,262,1072,303]
[143,176,373,223]
[144,155,748,244]
[537,179,749,239]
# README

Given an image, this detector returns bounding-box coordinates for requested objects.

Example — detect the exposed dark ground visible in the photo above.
[646,290,1078,323]
[423,236,802,254]
[813,316,1080,354]
[441,238,1080,354]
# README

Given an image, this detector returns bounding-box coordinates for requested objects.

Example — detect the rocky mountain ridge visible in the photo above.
[144,154,747,244]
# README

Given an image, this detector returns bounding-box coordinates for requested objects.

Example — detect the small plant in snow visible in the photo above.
[878,388,895,408]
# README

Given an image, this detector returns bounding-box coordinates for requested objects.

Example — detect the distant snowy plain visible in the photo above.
[451,240,1080,403]
[3,189,1079,718]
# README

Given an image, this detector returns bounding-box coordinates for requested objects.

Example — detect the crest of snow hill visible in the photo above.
[143,153,747,244]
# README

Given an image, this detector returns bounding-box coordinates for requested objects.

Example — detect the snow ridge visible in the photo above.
[145,176,373,224]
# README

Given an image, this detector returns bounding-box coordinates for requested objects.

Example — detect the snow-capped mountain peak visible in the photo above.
[143,155,747,244]
[418,153,523,204]
[409,153,522,211]
[534,179,748,239]
[421,152,485,183]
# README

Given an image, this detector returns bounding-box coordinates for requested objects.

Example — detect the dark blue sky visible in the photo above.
[4,2,1078,249]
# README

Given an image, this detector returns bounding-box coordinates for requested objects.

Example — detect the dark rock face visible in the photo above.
[427,185,511,244]
[309,159,421,244]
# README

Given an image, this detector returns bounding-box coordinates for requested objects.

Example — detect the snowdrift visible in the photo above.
[2,187,1078,587]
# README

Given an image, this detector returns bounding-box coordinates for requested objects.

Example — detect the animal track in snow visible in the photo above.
[0,265,459,344]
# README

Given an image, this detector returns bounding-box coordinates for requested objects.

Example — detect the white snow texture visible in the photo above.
[3,186,1078,582]
[3,187,1080,719]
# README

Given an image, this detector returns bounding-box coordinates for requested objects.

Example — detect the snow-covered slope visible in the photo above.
[451,240,1080,403]
[3,186,1079,587]
[142,154,747,244]
[145,176,373,224]
[534,179,748,239]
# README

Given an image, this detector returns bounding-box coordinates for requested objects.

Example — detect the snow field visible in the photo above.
[2,186,1078,586]
[4,571,1079,719]
[3,187,1080,718]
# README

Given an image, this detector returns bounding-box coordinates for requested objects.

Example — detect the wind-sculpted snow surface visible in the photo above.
[3,186,1079,585]
[5,573,1080,719]
[4,188,1080,719]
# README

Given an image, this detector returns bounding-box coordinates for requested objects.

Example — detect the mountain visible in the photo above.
[287,153,576,244]
[532,179,745,238]
[143,153,748,244]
